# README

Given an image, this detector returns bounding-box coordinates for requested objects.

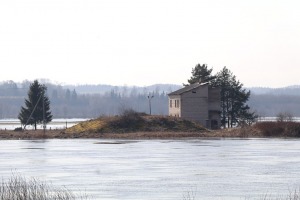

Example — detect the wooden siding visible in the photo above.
[208,87,221,111]
[168,83,221,129]
[181,84,209,125]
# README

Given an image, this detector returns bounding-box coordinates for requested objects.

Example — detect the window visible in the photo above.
[176,100,180,108]
[170,99,180,108]
[174,99,180,108]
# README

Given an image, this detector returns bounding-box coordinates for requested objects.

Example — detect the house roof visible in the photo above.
[168,82,209,96]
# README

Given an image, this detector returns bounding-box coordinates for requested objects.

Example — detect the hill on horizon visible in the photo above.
[62,83,182,95]
[1,79,300,96]
[1,79,300,118]
[61,82,300,96]
[248,86,300,96]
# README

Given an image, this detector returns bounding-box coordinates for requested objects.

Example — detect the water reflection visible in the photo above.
[0,139,300,199]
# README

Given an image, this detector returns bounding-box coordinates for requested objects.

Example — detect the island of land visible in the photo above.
[0,113,299,140]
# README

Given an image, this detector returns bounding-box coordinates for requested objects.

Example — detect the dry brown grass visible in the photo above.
[212,126,264,138]
[66,114,207,134]
[253,122,300,137]
[2,121,300,140]
[0,128,262,140]
[0,129,63,140]
[0,129,217,140]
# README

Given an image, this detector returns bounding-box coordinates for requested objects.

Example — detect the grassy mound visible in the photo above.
[66,111,206,134]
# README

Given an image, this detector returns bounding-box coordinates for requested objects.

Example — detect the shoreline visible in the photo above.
[0,129,214,140]
[2,121,300,140]
[0,128,283,140]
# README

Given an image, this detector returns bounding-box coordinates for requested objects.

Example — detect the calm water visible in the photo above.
[0,118,87,130]
[0,139,300,200]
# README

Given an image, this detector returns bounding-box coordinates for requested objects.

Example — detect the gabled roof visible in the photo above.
[168,82,209,96]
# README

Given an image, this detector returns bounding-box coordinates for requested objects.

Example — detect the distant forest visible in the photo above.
[248,86,300,117]
[0,80,299,119]
[0,80,180,119]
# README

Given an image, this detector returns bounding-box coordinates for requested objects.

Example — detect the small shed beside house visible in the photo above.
[168,82,221,129]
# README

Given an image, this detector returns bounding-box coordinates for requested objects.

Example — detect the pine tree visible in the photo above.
[18,80,52,130]
[212,67,256,127]
[186,63,216,85]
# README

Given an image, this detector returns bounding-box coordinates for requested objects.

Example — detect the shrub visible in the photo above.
[14,127,23,131]
[109,109,146,132]
[276,112,294,122]
[254,122,300,137]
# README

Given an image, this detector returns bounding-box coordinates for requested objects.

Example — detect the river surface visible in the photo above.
[0,118,87,130]
[0,139,300,200]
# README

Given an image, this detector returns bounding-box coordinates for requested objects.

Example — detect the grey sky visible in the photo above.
[0,0,299,87]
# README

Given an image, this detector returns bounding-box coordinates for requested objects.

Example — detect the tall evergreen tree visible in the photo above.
[186,63,216,85]
[212,67,256,127]
[18,80,52,130]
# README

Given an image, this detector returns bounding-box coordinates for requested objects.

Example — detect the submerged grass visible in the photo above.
[259,189,300,200]
[181,188,300,200]
[2,174,300,200]
[0,174,88,200]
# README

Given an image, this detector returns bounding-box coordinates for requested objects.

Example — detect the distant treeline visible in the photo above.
[248,86,300,117]
[248,94,300,117]
[248,86,300,96]
[0,80,180,119]
[0,80,300,119]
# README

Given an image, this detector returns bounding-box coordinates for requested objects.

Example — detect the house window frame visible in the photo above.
[176,99,180,108]
[174,99,180,108]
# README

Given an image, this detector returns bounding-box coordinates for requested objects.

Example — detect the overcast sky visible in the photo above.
[0,0,299,87]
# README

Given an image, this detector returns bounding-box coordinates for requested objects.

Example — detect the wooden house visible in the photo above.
[168,82,221,129]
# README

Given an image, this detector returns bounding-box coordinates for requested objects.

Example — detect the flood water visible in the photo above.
[0,118,87,130]
[0,139,300,200]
